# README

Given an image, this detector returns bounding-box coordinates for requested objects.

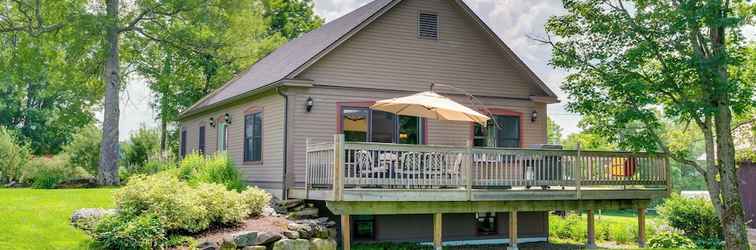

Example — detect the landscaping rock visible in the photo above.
[242,246,267,250]
[223,231,258,247]
[327,228,338,240]
[255,231,283,245]
[70,208,117,231]
[3,181,17,188]
[272,239,310,250]
[280,199,304,209]
[309,238,337,250]
[262,206,278,217]
[197,240,220,250]
[288,222,315,239]
[282,230,300,239]
[287,207,319,219]
[219,240,237,250]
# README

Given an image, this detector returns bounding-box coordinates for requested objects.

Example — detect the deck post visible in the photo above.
[586,209,596,249]
[465,139,473,200]
[575,143,582,199]
[333,134,345,201]
[508,210,518,250]
[638,208,646,248]
[341,214,351,250]
[305,138,311,199]
[433,213,443,250]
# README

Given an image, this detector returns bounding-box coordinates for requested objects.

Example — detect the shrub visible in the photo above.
[22,155,90,189]
[177,153,244,191]
[658,194,722,244]
[0,126,30,183]
[92,213,166,250]
[195,183,247,224]
[62,125,101,176]
[120,127,160,169]
[648,231,696,249]
[115,174,210,233]
[120,156,176,181]
[549,214,586,242]
[241,186,272,216]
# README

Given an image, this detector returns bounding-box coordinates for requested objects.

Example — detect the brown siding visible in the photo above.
[297,0,548,98]
[179,90,285,197]
[287,86,547,187]
[738,162,756,228]
[367,212,548,242]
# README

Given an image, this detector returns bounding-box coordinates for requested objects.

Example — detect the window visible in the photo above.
[475,213,498,235]
[473,115,520,147]
[353,215,376,240]
[198,126,206,154]
[180,129,187,158]
[341,107,423,144]
[418,13,439,40]
[244,112,263,162]
[217,122,228,151]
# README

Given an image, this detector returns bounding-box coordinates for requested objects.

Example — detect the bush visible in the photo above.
[177,153,244,191]
[241,187,272,216]
[648,231,696,249]
[120,127,160,169]
[195,183,247,224]
[658,194,722,245]
[0,126,30,183]
[92,213,166,250]
[120,156,176,181]
[549,214,586,242]
[115,174,210,233]
[62,125,101,176]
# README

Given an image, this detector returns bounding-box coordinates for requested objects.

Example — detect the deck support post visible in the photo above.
[586,209,596,249]
[638,208,646,248]
[508,210,518,250]
[341,214,351,250]
[333,134,345,201]
[433,213,443,250]
[465,139,473,201]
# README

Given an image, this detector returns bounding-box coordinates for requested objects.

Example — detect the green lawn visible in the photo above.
[0,188,116,250]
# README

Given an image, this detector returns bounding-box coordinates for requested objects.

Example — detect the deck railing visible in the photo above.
[305,135,670,199]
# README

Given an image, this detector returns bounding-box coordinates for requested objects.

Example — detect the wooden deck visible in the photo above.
[294,135,671,202]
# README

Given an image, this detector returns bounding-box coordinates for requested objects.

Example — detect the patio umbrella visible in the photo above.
[371,91,490,125]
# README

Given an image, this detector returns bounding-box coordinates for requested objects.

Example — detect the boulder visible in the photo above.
[3,181,17,188]
[197,240,220,250]
[223,231,258,247]
[242,246,267,250]
[287,207,319,219]
[309,238,337,250]
[282,230,300,239]
[70,208,117,231]
[255,231,283,245]
[262,206,278,217]
[272,239,310,250]
[288,222,315,239]
[327,228,338,240]
[279,199,304,209]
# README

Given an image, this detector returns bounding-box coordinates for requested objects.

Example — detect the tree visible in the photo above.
[547,117,564,144]
[262,0,323,39]
[0,0,103,154]
[541,0,754,248]
[561,131,616,151]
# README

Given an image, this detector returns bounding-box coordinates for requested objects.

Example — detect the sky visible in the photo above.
[112,0,755,140]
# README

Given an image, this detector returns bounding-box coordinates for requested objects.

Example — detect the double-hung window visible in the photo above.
[180,129,187,158]
[198,126,206,154]
[244,112,263,162]
[473,115,520,148]
[217,123,228,152]
[341,107,422,144]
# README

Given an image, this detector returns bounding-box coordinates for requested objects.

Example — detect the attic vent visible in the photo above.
[418,13,438,40]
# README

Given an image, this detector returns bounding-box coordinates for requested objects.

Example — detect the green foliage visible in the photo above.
[115,174,210,233]
[262,0,324,39]
[549,214,587,242]
[23,155,89,189]
[120,127,160,169]
[0,126,30,183]
[241,186,272,216]
[561,131,616,151]
[177,153,244,191]
[547,117,564,144]
[648,231,697,249]
[352,242,432,250]
[194,183,248,224]
[658,195,722,245]
[91,213,167,250]
[62,125,101,176]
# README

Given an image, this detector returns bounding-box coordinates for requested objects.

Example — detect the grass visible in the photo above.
[0,188,116,250]
[549,210,663,248]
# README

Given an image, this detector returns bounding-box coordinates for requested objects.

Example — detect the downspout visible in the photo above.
[276,86,289,200]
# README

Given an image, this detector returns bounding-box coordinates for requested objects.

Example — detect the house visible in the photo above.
[177,0,670,249]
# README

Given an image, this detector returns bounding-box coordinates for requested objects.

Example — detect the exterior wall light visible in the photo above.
[305,97,314,112]
[209,117,215,127]
[224,113,232,124]
[531,111,538,122]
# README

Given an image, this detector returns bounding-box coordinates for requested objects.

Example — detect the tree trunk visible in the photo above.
[97,0,120,186]
[159,118,167,155]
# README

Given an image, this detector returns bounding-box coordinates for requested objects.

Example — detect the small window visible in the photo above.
[198,126,206,155]
[180,129,187,158]
[476,212,497,235]
[217,123,228,151]
[244,112,262,162]
[353,215,375,240]
[418,13,438,40]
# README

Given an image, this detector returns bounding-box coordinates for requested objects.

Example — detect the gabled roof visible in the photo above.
[180,0,557,118]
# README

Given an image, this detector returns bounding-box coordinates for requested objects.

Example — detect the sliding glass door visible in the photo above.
[341,107,422,144]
